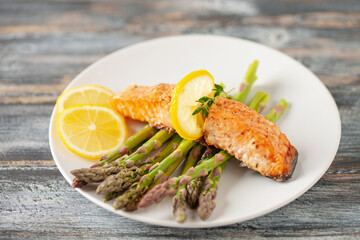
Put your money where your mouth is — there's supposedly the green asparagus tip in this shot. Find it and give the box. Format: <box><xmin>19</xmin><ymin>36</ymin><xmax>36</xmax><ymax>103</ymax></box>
<box><xmin>278</xmin><ymin>98</ymin><xmax>289</xmax><ymax>111</ymax></box>
<box><xmin>234</xmin><ymin>60</ymin><xmax>260</xmax><ymax>103</ymax></box>
<box><xmin>244</xmin><ymin>60</ymin><xmax>259</xmax><ymax>84</ymax></box>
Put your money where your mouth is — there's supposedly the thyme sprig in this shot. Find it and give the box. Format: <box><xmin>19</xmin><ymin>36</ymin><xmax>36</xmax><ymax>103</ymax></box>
<box><xmin>192</xmin><ymin>84</ymin><xmax>232</xmax><ymax>118</ymax></box>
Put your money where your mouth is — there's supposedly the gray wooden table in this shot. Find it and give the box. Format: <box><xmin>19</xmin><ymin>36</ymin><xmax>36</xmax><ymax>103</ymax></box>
<box><xmin>1</xmin><ymin>0</ymin><xmax>359</xmax><ymax>239</ymax></box>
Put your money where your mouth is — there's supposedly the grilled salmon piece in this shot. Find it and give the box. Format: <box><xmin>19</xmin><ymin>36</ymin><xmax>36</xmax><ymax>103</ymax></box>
<box><xmin>204</xmin><ymin>97</ymin><xmax>297</xmax><ymax>181</ymax></box>
<box><xmin>111</xmin><ymin>84</ymin><xmax>297</xmax><ymax>181</ymax></box>
<box><xmin>112</xmin><ymin>84</ymin><xmax>175</xmax><ymax>130</ymax></box>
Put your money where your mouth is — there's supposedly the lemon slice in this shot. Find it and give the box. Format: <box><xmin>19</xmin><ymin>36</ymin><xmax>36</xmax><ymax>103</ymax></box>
<box><xmin>57</xmin><ymin>105</ymin><xmax>127</xmax><ymax>159</ymax></box>
<box><xmin>170</xmin><ymin>70</ymin><xmax>215</xmax><ymax>140</ymax></box>
<box><xmin>56</xmin><ymin>85</ymin><xmax>114</xmax><ymax>113</ymax></box>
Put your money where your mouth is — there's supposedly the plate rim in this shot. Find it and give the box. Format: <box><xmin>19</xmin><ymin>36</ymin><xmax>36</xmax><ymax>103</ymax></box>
<box><xmin>49</xmin><ymin>34</ymin><xmax>342</xmax><ymax>228</ymax></box>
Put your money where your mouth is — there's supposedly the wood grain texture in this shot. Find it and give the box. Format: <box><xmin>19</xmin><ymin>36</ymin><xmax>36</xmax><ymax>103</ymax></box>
<box><xmin>0</xmin><ymin>0</ymin><xmax>359</xmax><ymax>239</ymax></box>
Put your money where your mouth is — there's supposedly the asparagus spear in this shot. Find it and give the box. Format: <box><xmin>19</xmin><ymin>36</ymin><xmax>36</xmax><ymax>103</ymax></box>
<box><xmin>258</xmin><ymin>94</ymin><xmax>270</xmax><ymax>113</ymax></box>
<box><xmin>186</xmin><ymin>149</ymin><xmax>217</xmax><ymax>209</ymax></box>
<box><xmin>113</xmin><ymin>139</ymin><xmax>196</xmax><ymax>211</ymax></box>
<box><xmin>96</xmin><ymin>134</ymin><xmax>182</xmax><ymax>196</ymax></box>
<box><xmin>197</xmin><ymin>161</ymin><xmax>227</xmax><ymax>220</ymax></box>
<box><xmin>266</xmin><ymin>99</ymin><xmax>288</xmax><ymax>122</ymax></box>
<box><xmin>248</xmin><ymin>91</ymin><xmax>270</xmax><ymax>113</ymax></box>
<box><xmin>233</xmin><ymin>60</ymin><xmax>259</xmax><ymax>103</ymax></box>
<box><xmin>196</xmin><ymin>93</ymin><xmax>271</xmax><ymax>220</ymax></box>
<box><xmin>172</xmin><ymin>144</ymin><xmax>204</xmax><ymax>223</ymax></box>
<box><xmin>92</xmin><ymin>124</ymin><xmax>157</xmax><ymax>168</ymax></box>
<box><xmin>71</xmin><ymin>130</ymin><xmax>174</xmax><ymax>185</ymax></box>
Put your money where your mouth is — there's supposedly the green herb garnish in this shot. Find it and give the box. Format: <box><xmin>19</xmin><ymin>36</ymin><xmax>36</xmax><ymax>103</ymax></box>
<box><xmin>192</xmin><ymin>84</ymin><xmax>232</xmax><ymax>118</ymax></box>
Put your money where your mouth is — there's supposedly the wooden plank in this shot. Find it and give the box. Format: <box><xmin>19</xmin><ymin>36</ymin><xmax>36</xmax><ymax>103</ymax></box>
<box><xmin>0</xmin><ymin>105</ymin><xmax>54</xmax><ymax>161</ymax></box>
<box><xmin>0</xmin><ymin>166</ymin><xmax>359</xmax><ymax>239</ymax></box>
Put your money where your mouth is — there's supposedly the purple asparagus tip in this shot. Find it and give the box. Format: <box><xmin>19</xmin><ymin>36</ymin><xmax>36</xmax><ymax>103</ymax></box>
<box><xmin>118</xmin><ymin>146</ymin><xmax>129</xmax><ymax>155</ymax></box>
<box><xmin>239</xmin><ymin>82</ymin><xmax>248</xmax><ymax>92</ymax></box>
<box><xmin>275</xmin><ymin>105</ymin><xmax>284</xmax><ymax>115</ymax></box>
<box><xmin>90</xmin><ymin>163</ymin><xmax>100</xmax><ymax>168</ymax></box>
<box><xmin>138</xmin><ymin>178</ymin><xmax>178</xmax><ymax>209</ymax></box>
<box><xmin>72</xmin><ymin>178</ymin><xmax>87</xmax><ymax>188</ymax></box>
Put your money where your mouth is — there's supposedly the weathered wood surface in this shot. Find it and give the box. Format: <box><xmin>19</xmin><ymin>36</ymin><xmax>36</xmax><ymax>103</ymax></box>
<box><xmin>0</xmin><ymin>0</ymin><xmax>359</xmax><ymax>239</ymax></box>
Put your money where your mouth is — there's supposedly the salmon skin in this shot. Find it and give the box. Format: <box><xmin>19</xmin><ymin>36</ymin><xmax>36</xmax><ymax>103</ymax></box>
<box><xmin>112</xmin><ymin>84</ymin><xmax>297</xmax><ymax>181</ymax></box>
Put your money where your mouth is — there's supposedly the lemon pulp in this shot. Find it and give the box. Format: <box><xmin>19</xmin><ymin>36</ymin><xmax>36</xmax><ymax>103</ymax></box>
<box><xmin>57</xmin><ymin>105</ymin><xmax>127</xmax><ymax>159</ymax></box>
<box><xmin>56</xmin><ymin>84</ymin><xmax>114</xmax><ymax>113</ymax></box>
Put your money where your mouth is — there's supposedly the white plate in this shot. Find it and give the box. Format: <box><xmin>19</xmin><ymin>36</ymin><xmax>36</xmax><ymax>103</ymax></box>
<box><xmin>49</xmin><ymin>35</ymin><xmax>341</xmax><ymax>228</ymax></box>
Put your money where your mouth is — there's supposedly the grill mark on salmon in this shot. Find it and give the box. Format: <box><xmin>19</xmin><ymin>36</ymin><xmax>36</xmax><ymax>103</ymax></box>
<box><xmin>112</xmin><ymin>84</ymin><xmax>297</xmax><ymax>181</ymax></box>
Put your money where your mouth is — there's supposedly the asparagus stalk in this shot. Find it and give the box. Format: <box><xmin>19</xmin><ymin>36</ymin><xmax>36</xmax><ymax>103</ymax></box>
<box><xmin>113</xmin><ymin>139</ymin><xmax>196</xmax><ymax>211</ymax></box>
<box><xmin>197</xmin><ymin>161</ymin><xmax>227</xmax><ymax>220</ymax></box>
<box><xmin>92</xmin><ymin>125</ymin><xmax>157</xmax><ymax>168</ymax></box>
<box><xmin>234</xmin><ymin>60</ymin><xmax>259</xmax><ymax>103</ymax></box>
<box><xmin>172</xmin><ymin>144</ymin><xmax>204</xmax><ymax>223</ymax></box>
<box><xmin>96</xmin><ymin>134</ymin><xmax>182</xmax><ymax>196</ymax></box>
<box><xmin>71</xmin><ymin>130</ymin><xmax>174</xmax><ymax>185</ymax></box>
<box><xmin>258</xmin><ymin>94</ymin><xmax>270</xmax><ymax>113</ymax></box>
<box><xmin>186</xmin><ymin>149</ymin><xmax>217</xmax><ymax>209</ymax></box>
<box><xmin>248</xmin><ymin>91</ymin><xmax>270</xmax><ymax>113</ymax></box>
<box><xmin>266</xmin><ymin>99</ymin><xmax>289</xmax><ymax>122</ymax></box>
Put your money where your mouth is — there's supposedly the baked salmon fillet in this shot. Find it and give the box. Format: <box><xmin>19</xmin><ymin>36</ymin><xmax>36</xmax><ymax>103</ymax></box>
<box><xmin>112</xmin><ymin>84</ymin><xmax>297</xmax><ymax>181</ymax></box>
